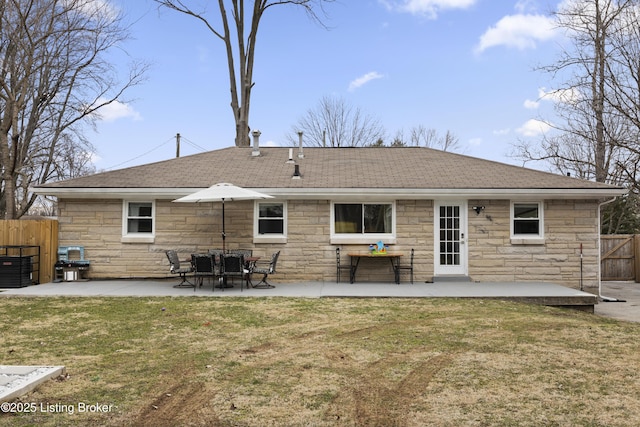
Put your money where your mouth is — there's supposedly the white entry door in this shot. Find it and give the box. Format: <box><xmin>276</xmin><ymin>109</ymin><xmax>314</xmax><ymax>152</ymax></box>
<box><xmin>434</xmin><ymin>201</ymin><xmax>468</xmax><ymax>276</ymax></box>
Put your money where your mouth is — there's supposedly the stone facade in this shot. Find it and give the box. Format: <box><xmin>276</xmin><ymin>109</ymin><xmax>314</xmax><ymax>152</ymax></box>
<box><xmin>57</xmin><ymin>197</ymin><xmax>601</xmax><ymax>291</ymax></box>
<box><xmin>467</xmin><ymin>199</ymin><xmax>600</xmax><ymax>293</ymax></box>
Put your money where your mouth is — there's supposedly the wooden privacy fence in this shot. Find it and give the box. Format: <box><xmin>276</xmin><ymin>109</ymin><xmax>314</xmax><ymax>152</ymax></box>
<box><xmin>601</xmin><ymin>234</ymin><xmax>640</xmax><ymax>282</ymax></box>
<box><xmin>0</xmin><ymin>219</ymin><xmax>58</xmax><ymax>284</ymax></box>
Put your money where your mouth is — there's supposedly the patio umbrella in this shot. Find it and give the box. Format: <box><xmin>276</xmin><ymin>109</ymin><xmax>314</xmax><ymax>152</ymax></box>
<box><xmin>173</xmin><ymin>183</ymin><xmax>273</xmax><ymax>251</ymax></box>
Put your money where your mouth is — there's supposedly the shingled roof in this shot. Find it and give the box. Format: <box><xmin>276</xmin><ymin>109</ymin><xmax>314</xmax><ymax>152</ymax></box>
<box><xmin>33</xmin><ymin>147</ymin><xmax>625</xmax><ymax>199</ymax></box>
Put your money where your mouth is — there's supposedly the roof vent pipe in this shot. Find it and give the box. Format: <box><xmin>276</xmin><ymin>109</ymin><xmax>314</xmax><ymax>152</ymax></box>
<box><xmin>292</xmin><ymin>164</ymin><xmax>301</xmax><ymax>179</ymax></box>
<box><xmin>251</xmin><ymin>130</ymin><xmax>261</xmax><ymax>157</ymax></box>
<box><xmin>297</xmin><ymin>131</ymin><xmax>304</xmax><ymax>159</ymax></box>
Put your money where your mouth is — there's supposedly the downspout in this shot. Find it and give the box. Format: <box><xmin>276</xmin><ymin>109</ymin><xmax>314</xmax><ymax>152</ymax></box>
<box><xmin>598</xmin><ymin>196</ymin><xmax>620</xmax><ymax>301</ymax></box>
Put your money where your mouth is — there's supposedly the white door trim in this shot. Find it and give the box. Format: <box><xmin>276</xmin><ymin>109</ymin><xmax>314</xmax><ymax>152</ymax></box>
<box><xmin>434</xmin><ymin>200</ymin><xmax>468</xmax><ymax>276</ymax></box>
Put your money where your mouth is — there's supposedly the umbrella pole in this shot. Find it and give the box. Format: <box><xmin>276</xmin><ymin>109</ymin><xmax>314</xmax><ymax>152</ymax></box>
<box><xmin>221</xmin><ymin>198</ymin><xmax>228</xmax><ymax>288</ymax></box>
<box><xmin>221</xmin><ymin>198</ymin><xmax>226</xmax><ymax>253</ymax></box>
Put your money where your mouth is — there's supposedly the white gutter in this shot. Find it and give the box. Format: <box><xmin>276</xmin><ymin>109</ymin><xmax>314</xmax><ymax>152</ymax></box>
<box><xmin>32</xmin><ymin>186</ymin><xmax>628</xmax><ymax>200</ymax></box>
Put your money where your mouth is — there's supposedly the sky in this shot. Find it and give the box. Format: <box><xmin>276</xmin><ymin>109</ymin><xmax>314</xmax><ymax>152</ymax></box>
<box><xmin>90</xmin><ymin>0</ymin><xmax>568</xmax><ymax>172</ymax></box>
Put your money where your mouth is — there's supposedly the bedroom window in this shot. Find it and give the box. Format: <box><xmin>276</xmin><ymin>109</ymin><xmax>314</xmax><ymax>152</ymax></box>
<box><xmin>122</xmin><ymin>201</ymin><xmax>155</xmax><ymax>242</ymax></box>
<box><xmin>258</xmin><ymin>202</ymin><xmax>285</xmax><ymax>234</ymax></box>
<box><xmin>254</xmin><ymin>201</ymin><xmax>287</xmax><ymax>243</ymax></box>
<box><xmin>511</xmin><ymin>202</ymin><xmax>543</xmax><ymax>239</ymax></box>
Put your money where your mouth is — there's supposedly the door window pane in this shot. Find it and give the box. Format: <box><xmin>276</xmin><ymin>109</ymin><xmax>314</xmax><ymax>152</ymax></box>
<box><xmin>439</xmin><ymin>204</ymin><xmax>461</xmax><ymax>266</ymax></box>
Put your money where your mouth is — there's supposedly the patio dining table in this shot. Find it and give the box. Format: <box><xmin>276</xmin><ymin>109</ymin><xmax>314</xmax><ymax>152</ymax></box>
<box><xmin>348</xmin><ymin>252</ymin><xmax>403</xmax><ymax>284</ymax></box>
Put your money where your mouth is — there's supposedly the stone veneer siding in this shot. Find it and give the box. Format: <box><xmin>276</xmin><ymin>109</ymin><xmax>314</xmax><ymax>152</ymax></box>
<box><xmin>467</xmin><ymin>199</ymin><xmax>600</xmax><ymax>293</ymax></box>
<box><xmin>56</xmin><ymin>197</ymin><xmax>600</xmax><ymax>291</ymax></box>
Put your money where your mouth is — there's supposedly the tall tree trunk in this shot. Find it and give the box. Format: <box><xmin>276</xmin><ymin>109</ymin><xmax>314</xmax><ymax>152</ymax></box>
<box><xmin>593</xmin><ymin>1</ymin><xmax>607</xmax><ymax>183</ymax></box>
<box><xmin>157</xmin><ymin>0</ymin><xmax>333</xmax><ymax>148</ymax></box>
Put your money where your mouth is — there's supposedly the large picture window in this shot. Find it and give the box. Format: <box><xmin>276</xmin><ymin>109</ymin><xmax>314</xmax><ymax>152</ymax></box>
<box><xmin>334</xmin><ymin>203</ymin><xmax>393</xmax><ymax>234</ymax></box>
<box><xmin>511</xmin><ymin>202</ymin><xmax>543</xmax><ymax>238</ymax></box>
<box><xmin>123</xmin><ymin>201</ymin><xmax>155</xmax><ymax>242</ymax></box>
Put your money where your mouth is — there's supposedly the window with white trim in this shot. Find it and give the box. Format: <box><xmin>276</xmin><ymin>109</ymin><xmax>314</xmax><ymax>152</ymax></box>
<box><xmin>333</xmin><ymin>202</ymin><xmax>394</xmax><ymax>234</ymax></box>
<box><xmin>123</xmin><ymin>201</ymin><xmax>155</xmax><ymax>240</ymax></box>
<box><xmin>254</xmin><ymin>201</ymin><xmax>287</xmax><ymax>243</ymax></box>
<box><xmin>257</xmin><ymin>202</ymin><xmax>285</xmax><ymax>235</ymax></box>
<box><xmin>511</xmin><ymin>202</ymin><xmax>543</xmax><ymax>238</ymax></box>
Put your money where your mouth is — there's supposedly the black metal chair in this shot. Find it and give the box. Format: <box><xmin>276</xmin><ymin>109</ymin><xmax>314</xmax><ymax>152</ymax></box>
<box><xmin>229</xmin><ymin>249</ymin><xmax>253</xmax><ymax>258</ymax></box>
<box><xmin>336</xmin><ymin>248</ymin><xmax>354</xmax><ymax>283</ymax></box>
<box><xmin>221</xmin><ymin>253</ymin><xmax>246</xmax><ymax>291</ymax></box>
<box><xmin>208</xmin><ymin>249</ymin><xmax>224</xmax><ymax>269</ymax></box>
<box><xmin>397</xmin><ymin>248</ymin><xmax>414</xmax><ymax>284</ymax></box>
<box><xmin>251</xmin><ymin>251</ymin><xmax>280</xmax><ymax>289</ymax></box>
<box><xmin>192</xmin><ymin>254</ymin><xmax>216</xmax><ymax>291</ymax></box>
<box><xmin>165</xmin><ymin>250</ymin><xmax>194</xmax><ymax>288</ymax></box>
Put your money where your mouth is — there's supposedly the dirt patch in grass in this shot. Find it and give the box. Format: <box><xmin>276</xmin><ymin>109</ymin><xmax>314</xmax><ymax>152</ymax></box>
<box><xmin>1</xmin><ymin>297</ymin><xmax>640</xmax><ymax>426</ymax></box>
<box><xmin>130</xmin><ymin>367</ymin><xmax>221</xmax><ymax>427</ymax></box>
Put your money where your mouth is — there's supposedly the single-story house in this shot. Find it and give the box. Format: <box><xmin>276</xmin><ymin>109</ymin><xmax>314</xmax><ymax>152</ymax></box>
<box><xmin>33</xmin><ymin>143</ymin><xmax>626</xmax><ymax>293</ymax></box>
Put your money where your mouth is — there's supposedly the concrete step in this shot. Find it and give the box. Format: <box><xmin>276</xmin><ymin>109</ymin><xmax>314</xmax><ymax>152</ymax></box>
<box><xmin>432</xmin><ymin>276</ymin><xmax>472</xmax><ymax>282</ymax></box>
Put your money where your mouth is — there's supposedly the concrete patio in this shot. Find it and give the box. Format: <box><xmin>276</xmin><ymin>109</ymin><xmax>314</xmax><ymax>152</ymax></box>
<box><xmin>0</xmin><ymin>278</ymin><xmax>597</xmax><ymax>311</ymax></box>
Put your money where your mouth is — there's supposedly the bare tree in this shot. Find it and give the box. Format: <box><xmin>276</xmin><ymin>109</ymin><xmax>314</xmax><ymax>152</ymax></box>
<box><xmin>288</xmin><ymin>95</ymin><xmax>386</xmax><ymax>147</ymax></box>
<box><xmin>155</xmin><ymin>0</ymin><xmax>334</xmax><ymax>147</ymax></box>
<box><xmin>514</xmin><ymin>0</ymin><xmax>638</xmax><ymax>184</ymax></box>
<box><xmin>391</xmin><ymin>126</ymin><xmax>461</xmax><ymax>151</ymax></box>
<box><xmin>0</xmin><ymin>0</ymin><xmax>146</xmax><ymax>219</ymax></box>
<box><xmin>512</xmin><ymin>0</ymin><xmax>640</xmax><ymax>233</ymax></box>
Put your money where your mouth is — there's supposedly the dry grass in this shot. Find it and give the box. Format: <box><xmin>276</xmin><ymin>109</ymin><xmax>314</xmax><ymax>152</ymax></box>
<box><xmin>1</xmin><ymin>296</ymin><xmax>639</xmax><ymax>426</ymax></box>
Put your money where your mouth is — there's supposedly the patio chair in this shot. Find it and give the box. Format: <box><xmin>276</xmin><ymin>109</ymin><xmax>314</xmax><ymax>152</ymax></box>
<box><xmin>251</xmin><ymin>251</ymin><xmax>280</xmax><ymax>289</ymax></box>
<box><xmin>336</xmin><ymin>248</ymin><xmax>354</xmax><ymax>283</ymax></box>
<box><xmin>165</xmin><ymin>250</ymin><xmax>194</xmax><ymax>288</ymax></box>
<box><xmin>192</xmin><ymin>254</ymin><xmax>216</xmax><ymax>291</ymax></box>
<box><xmin>396</xmin><ymin>248</ymin><xmax>414</xmax><ymax>284</ymax></box>
<box><xmin>229</xmin><ymin>249</ymin><xmax>253</xmax><ymax>258</ymax></box>
<box><xmin>221</xmin><ymin>253</ymin><xmax>248</xmax><ymax>291</ymax></box>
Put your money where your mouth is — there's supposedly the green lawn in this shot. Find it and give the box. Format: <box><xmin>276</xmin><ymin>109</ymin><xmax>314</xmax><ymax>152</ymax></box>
<box><xmin>1</xmin><ymin>297</ymin><xmax>639</xmax><ymax>426</ymax></box>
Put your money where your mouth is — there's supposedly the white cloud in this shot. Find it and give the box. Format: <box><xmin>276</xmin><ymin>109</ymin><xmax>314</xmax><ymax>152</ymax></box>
<box><xmin>95</xmin><ymin>99</ymin><xmax>142</xmax><ymax>122</ymax></box>
<box><xmin>380</xmin><ymin>0</ymin><xmax>477</xmax><ymax>19</ymax></box>
<box><xmin>475</xmin><ymin>14</ymin><xmax>557</xmax><ymax>53</ymax></box>
<box><xmin>68</xmin><ymin>0</ymin><xmax>119</xmax><ymax>22</ymax></box>
<box><xmin>538</xmin><ymin>87</ymin><xmax>582</xmax><ymax>105</ymax></box>
<box><xmin>493</xmin><ymin>128</ymin><xmax>510</xmax><ymax>136</ymax></box>
<box><xmin>516</xmin><ymin>119</ymin><xmax>550</xmax><ymax>137</ymax></box>
<box><xmin>524</xmin><ymin>99</ymin><xmax>539</xmax><ymax>109</ymax></box>
<box><xmin>514</xmin><ymin>0</ymin><xmax>538</xmax><ymax>14</ymax></box>
<box><xmin>468</xmin><ymin>137</ymin><xmax>482</xmax><ymax>146</ymax></box>
<box><xmin>348</xmin><ymin>71</ymin><xmax>384</xmax><ymax>92</ymax></box>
